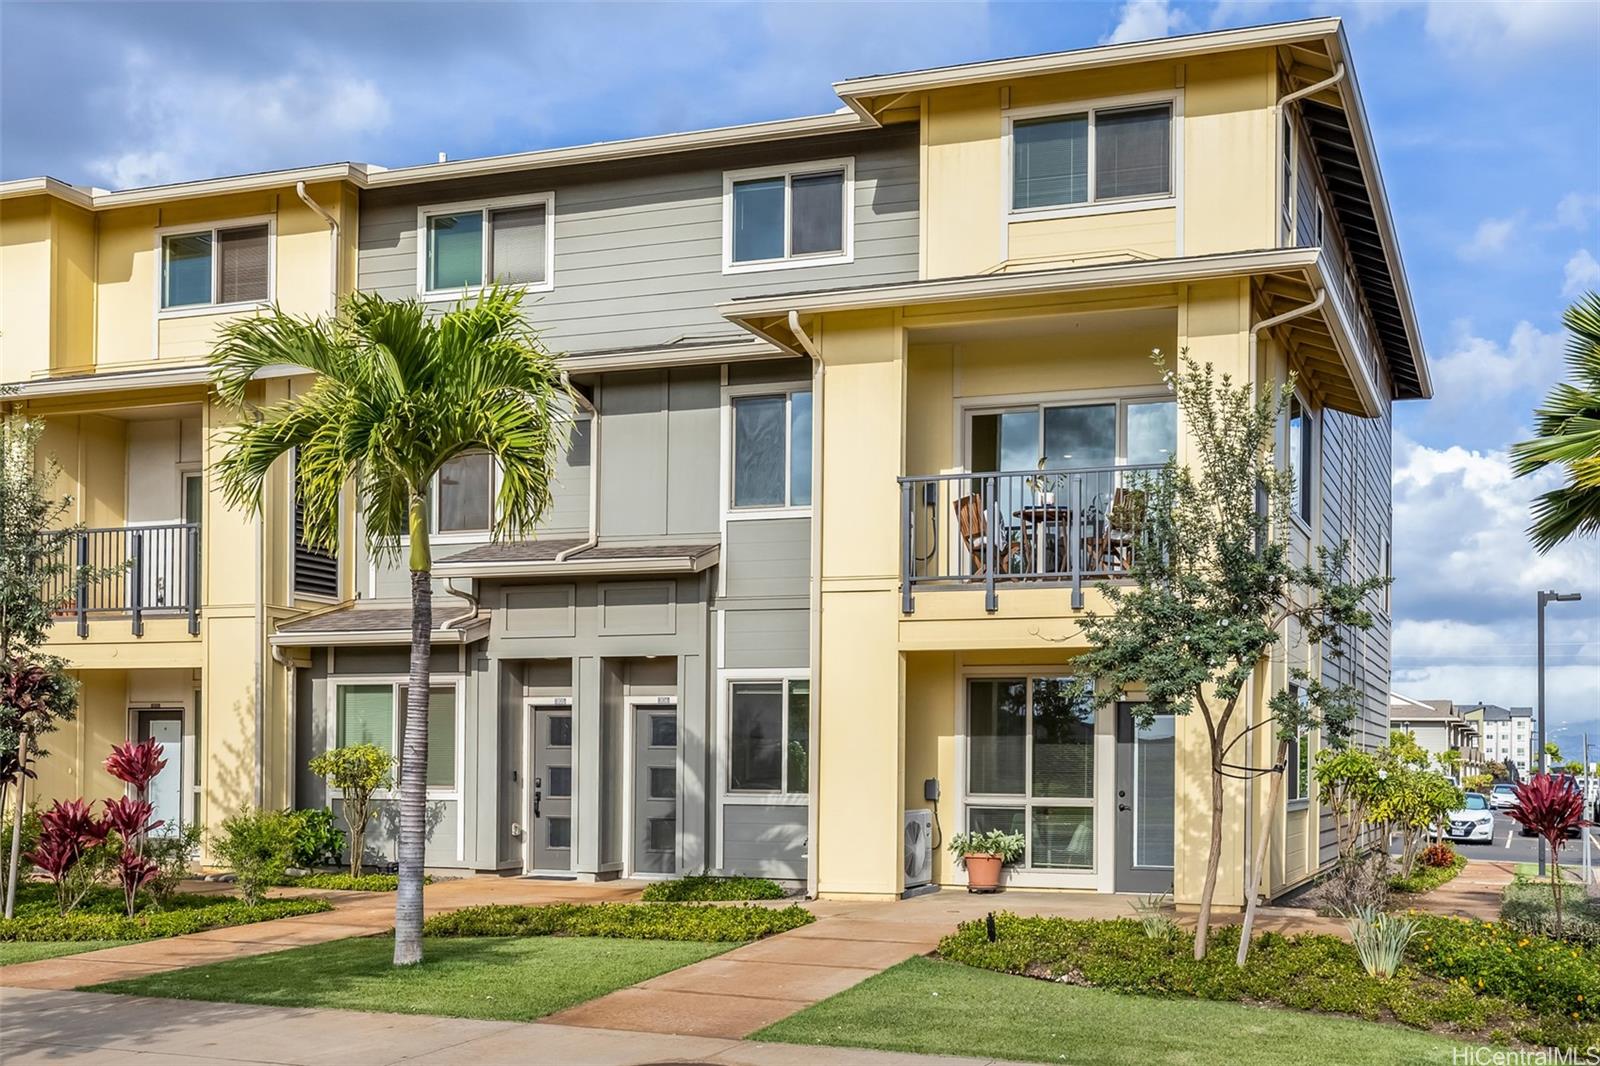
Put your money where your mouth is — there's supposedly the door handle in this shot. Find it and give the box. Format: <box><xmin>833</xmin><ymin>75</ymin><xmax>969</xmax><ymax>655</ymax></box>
<box><xmin>533</xmin><ymin>776</ymin><xmax>542</xmax><ymax>819</ymax></box>
<box><xmin>1118</xmin><ymin>803</ymin><xmax>1132</xmax><ymax>812</ymax></box>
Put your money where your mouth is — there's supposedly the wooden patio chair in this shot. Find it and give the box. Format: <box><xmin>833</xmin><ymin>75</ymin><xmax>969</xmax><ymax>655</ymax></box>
<box><xmin>954</xmin><ymin>493</ymin><xmax>1014</xmax><ymax>577</ymax></box>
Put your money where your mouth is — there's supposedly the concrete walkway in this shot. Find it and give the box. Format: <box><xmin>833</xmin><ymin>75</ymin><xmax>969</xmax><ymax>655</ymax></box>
<box><xmin>0</xmin><ymin>986</ymin><xmax>1020</xmax><ymax>1066</ymax></box>
<box><xmin>1399</xmin><ymin>858</ymin><xmax>1515</xmax><ymax>920</ymax></box>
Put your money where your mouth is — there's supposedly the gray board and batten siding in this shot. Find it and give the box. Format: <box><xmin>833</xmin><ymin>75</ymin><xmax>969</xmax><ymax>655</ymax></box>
<box><xmin>356</xmin><ymin>128</ymin><xmax>921</xmax><ymax>356</ymax></box>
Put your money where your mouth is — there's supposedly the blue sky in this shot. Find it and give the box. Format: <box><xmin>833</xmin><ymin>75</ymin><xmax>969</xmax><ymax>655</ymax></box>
<box><xmin>3</xmin><ymin>0</ymin><xmax>1597</xmax><ymax>751</ymax></box>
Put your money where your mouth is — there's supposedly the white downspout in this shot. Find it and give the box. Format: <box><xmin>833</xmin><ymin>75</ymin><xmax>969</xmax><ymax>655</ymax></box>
<box><xmin>1241</xmin><ymin>287</ymin><xmax>1324</xmax><ymax>905</ymax></box>
<box><xmin>1274</xmin><ymin>65</ymin><xmax>1346</xmax><ymax>244</ymax></box>
<box><xmin>554</xmin><ymin>374</ymin><xmax>599</xmax><ymax>563</ymax></box>
<box><xmin>295</xmin><ymin>181</ymin><xmax>340</xmax><ymax>314</ymax></box>
<box><xmin>789</xmin><ymin>310</ymin><xmax>824</xmax><ymax>900</ymax></box>
<box><xmin>270</xmin><ymin>642</ymin><xmax>296</xmax><ymax>809</ymax></box>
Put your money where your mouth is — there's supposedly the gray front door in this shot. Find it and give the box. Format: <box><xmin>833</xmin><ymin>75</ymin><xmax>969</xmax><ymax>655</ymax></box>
<box><xmin>633</xmin><ymin>703</ymin><xmax>678</xmax><ymax>875</ymax></box>
<box><xmin>530</xmin><ymin>706</ymin><xmax>574</xmax><ymax>872</ymax></box>
<box><xmin>137</xmin><ymin>710</ymin><xmax>184</xmax><ymax>837</ymax></box>
<box><xmin>1114</xmin><ymin>703</ymin><xmax>1175</xmax><ymax>893</ymax></box>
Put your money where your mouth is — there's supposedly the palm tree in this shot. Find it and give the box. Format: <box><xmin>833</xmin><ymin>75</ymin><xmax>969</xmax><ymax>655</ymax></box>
<box><xmin>210</xmin><ymin>288</ymin><xmax>570</xmax><ymax>965</ymax></box>
<box><xmin>1512</xmin><ymin>291</ymin><xmax>1600</xmax><ymax>552</ymax></box>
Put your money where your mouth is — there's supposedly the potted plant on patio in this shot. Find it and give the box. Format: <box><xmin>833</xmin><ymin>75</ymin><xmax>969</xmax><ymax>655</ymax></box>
<box><xmin>948</xmin><ymin>828</ymin><xmax>1025</xmax><ymax>893</ymax></box>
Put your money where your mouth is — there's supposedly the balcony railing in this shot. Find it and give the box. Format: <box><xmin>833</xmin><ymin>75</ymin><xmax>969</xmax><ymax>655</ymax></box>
<box><xmin>48</xmin><ymin>524</ymin><xmax>201</xmax><ymax>637</ymax></box>
<box><xmin>899</xmin><ymin>464</ymin><xmax>1163</xmax><ymax>614</ymax></box>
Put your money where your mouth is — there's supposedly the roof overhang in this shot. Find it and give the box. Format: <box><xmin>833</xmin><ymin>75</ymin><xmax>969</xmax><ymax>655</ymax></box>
<box><xmin>270</xmin><ymin>613</ymin><xmax>490</xmax><ymax>648</ymax></box>
<box><xmin>1</xmin><ymin>362</ymin><xmax>304</xmax><ymax>400</ymax></box>
<box><xmin>434</xmin><ymin>545</ymin><xmax>720</xmax><ymax>579</ymax></box>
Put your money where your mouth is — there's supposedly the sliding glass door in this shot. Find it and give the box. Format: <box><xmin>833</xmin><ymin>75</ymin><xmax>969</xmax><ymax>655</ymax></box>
<box><xmin>966</xmin><ymin>676</ymin><xmax>1097</xmax><ymax>873</ymax></box>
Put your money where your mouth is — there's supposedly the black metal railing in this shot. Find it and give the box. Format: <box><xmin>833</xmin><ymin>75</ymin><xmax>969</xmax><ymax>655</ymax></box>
<box><xmin>899</xmin><ymin>465</ymin><xmax>1163</xmax><ymax>614</ymax></box>
<box><xmin>47</xmin><ymin>524</ymin><xmax>201</xmax><ymax>637</ymax></box>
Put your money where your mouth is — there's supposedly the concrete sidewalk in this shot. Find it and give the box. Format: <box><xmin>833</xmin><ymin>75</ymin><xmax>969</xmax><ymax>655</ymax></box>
<box><xmin>1399</xmin><ymin>858</ymin><xmax>1516</xmax><ymax>919</ymax></box>
<box><xmin>0</xmin><ymin>987</ymin><xmax>1014</xmax><ymax>1066</ymax></box>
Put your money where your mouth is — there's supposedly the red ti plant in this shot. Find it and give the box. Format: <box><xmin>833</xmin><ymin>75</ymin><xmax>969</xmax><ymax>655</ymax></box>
<box><xmin>23</xmin><ymin>799</ymin><xmax>110</xmax><ymax>915</ymax></box>
<box><xmin>1508</xmin><ymin>773</ymin><xmax>1590</xmax><ymax>935</ymax></box>
<box><xmin>105</xmin><ymin>738</ymin><xmax>167</xmax><ymax>802</ymax></box>
<box><xmin>103</xmin><ymin>796</ymin><xmax>164</xmax><ymax>916</ymax></box>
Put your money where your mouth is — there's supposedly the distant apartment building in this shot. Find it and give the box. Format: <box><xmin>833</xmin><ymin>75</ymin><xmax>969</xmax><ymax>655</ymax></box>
<box><xmin>2</xmin><ymin>18</ymin><xmax>1429</xmax><ymax>905</ymax></box>
<box><xmin>1388</xmin><ymin>694</ymin><xmax>1481</xmax><ymax>780</ymax></box>
<box><xmin>1462</xmin><ymin>704</ymin><xmax>1536</xmax><ymax>776</ymax></box>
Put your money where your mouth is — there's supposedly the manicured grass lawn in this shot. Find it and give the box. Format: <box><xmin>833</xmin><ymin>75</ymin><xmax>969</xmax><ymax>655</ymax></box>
<box><xmin>0</xmin><ymin>940</ymin><xmax>127</xmax><ymax>966</ymax></box>
<box><xmin>755</xmin><ymin>957</ymin><xmax>1465</xmax><ymax>1066</ymax></box>
<box><xmin>90</xmin><ymin>935</ymin><xmax>729</xmax><ymax>1022</ymax></box>
<box><xmin>1514</xmin><ymin>862</ymin><xmax>1585</xmax><ymax>882</ymax></box>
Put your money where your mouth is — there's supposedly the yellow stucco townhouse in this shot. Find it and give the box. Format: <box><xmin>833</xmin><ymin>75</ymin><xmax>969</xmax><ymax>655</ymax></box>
<box><xmin>3</xmin><ymin>18</ymin><xmax>1428</xmax><ymax>904</ymax></box>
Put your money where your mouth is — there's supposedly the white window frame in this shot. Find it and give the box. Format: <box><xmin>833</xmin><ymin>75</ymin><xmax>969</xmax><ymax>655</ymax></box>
<box><xmin>1286</xmin><ymin>388</ymin><xmax>1317</xmax><ymax>532</ymax></box>
<box><xmin>718</xmin><ymin>670</ymin><xmax>810</xmax><ymax>805</ymax></box>
<box><xmin>958</xmin><ymin>385</ymin><xmax>1178</xmax><ymax>473</ymax></box>
<box><xmin>430</xmin><ymin>451</ymin><xmax>501</xmax><ymax>543</ymax></box>
<box><xmin>721</xmin><ymin>157</ymin><xmax>855</xmax><ymax>274</ymax></box>
<box><xmin>959</xmin><ymin>670</ymin><xmax>1103</xmax><ymax>883</ymax></box>
<box><xmin>721</xmin><ymin>382</ymin><xmax>814</xmax><ymax>518</ymax></box>
<box><xmin>415</xmin><ymin>192</ymin><xmax>556</xmax><ymax>301</ymax></box>
<box><xmin>154</xmin><ymin>215</ymin><xmax>276</xmax><ymax>319</ymax></box>
<box><xmin>1002</xmin><ymin>91</ymin><xmax>1182</xmax><ymax>222</ymax></box>
<box><xmin>327</xmin><ymin>675</ymin><xmax>464</xmax><ymax>801</ymax></box>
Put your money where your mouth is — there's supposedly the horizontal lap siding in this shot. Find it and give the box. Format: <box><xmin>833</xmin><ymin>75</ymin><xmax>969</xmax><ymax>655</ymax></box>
<box><xmin>357</xmin><ymin>131</ymin><xmax>920</xmax><ymax>356</ymax></box>
<box><xmin>722</xmin><ymin>804</ymin><xmax>807</xmax><ymax>880</ymax></box>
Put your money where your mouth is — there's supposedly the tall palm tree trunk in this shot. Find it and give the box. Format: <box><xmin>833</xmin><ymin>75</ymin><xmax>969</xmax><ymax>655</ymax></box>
<box><xmin>394</xmin><ymin>499</ymin><xmax>431</xmax><ymax>966</ymax></box>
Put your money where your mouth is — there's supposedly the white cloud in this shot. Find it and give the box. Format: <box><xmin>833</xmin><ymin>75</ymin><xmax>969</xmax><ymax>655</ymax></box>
<box><xmin>1423</xmin><ymin>320</ymin><xmax>1565</xmax><ymax>436</ymax></box>
<box><xmin>1563</xmin><ymin>249</ymin><xmax>1600</xmax><ymax>298</ymax></box>
<box><xmin>1422</xmin><ymin>0</ymin><xmax>1599</xmax><ymax>60</ymax></box>
<box><xmin>1556</xmin><ymin>193</ymin><xmax>1600</xmax><ymax>232</ymax></box>
<box><xmin>1102</xmin><ymin>0</ymin><xmax>1187</xmax><ymax>45</ymax></box>
<box><xmin>1458</xmin><ymin>215</ymin><xmax>1520</xmax><ymax>261</ymax></box>
<box><xmin>87</xmin><ymin>48</ymin><xmax>392</xmax><ymax>189</ymax></box>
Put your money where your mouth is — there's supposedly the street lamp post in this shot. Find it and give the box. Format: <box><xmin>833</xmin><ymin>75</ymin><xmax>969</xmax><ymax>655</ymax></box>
<box><xmin>1537</xmin><ymin>589</ymin><xmax>1583</xmax><ymax>879</ymax></box>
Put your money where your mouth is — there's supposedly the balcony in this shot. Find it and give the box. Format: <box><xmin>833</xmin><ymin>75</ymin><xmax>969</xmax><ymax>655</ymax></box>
<box><xmin>899</xmin><ymin>464</ymin><xmax>1161</xmax><ymax>614</ymax></box>
<box><xmin>48</xmin><ymin>524</ymin><xmax>201</xmax><ymax>637</ymax></box>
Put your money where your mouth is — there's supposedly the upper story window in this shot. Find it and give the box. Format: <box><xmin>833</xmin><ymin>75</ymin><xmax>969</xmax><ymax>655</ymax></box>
<box><xmin>967</xmin><ymin>395</ymin><xmax>1176</xmax><ymax>473</ymax></box>
<box><xmin>1287</xmin><ymin>392</ymin><xmax>1315</xmax><ymax>524</ymax></box>
<box><xmin>723</xmin><ymin>159</ymin><xmax>853</xmax><ymax>273</ymax></box>
<box><xmin>433</xmin><ymin>451</ymin><xmax>496</xmax><ymax>535</ymax></box>
<box><xmin>728</xmin><ymin>388</ymin><xmax>812</xmax><ymax>510</ymax></box>
<box><xmin>1009</xmin><ymin>98</ymin><xmax>1175</xmax><ymax>215</ymax></box>
<box><xmin>160</xmin><ymin>220</ymin><xmax>272</xmax><ymax>311</ymax></box>
<box><xmin>418</xmin><ymin>193</ymin><xmax>554</xmax><ymax>299</ymax></box>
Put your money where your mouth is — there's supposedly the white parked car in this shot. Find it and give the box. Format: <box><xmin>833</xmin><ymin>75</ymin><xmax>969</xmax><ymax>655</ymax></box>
<box><xmin>1439</xmin><ymin>792</ymin><xmax>1496</xmax><ymax>844</ymax></box>
<box><xmin>1488</xmin><ymin>783</ymin><xmax>1518</xmax><ymax>810</ymax></box>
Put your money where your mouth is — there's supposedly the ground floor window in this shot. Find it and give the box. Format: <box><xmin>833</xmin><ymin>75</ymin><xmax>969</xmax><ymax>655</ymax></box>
<box><xmin>727</xmin><ymin>677</ymin><xmax>809</xmax><ymax>794</ymax></box>
<box><xmin>333</xmin><ymin>679</ymin><xmax>460</xmax><ymax>791</ymax></box>
<box><xmin>965</xmin><ymin>675</ymin><xmax>1095</xmax><ymax>871</ymax></box>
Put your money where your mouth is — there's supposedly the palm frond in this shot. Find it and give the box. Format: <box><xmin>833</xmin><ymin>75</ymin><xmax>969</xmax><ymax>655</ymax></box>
<box><xmin>210</xmin><ymin>310</ymin><xmax>350</xmax><ymax>408</ymax></box>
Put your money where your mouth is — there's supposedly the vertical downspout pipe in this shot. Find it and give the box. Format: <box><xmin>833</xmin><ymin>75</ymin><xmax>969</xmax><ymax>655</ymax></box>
<box><xmin>789</xmin><ymin>310</ymin><xmax>824</xmax><ymax>900</ymax></box>
<box><xmin>294</xmin><ymin>181</ymin><xmax>340</xmax><ymax>314</ymax></box>
<box><xmin>271</xmin><ymin>642</ymin><xmax>296</xmax><ymax>809</ymax></box>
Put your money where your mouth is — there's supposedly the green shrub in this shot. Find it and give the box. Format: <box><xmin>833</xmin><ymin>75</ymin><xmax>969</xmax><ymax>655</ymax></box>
<box><xmin>1409</xmin><ymin>914</ymin><xmax>1598</xmax><ymax>1023</ymax></box>
<box><xmin>1501</xmin><ymin>880</ymin><xmax>1600</xmax><ymax>948</ymax></box>
<box><xmin>1390</xmin><ymin>853</ymin><xmax>1467</xmax><ymax>894</ymax></box>
<box><xmin>144</xmin><ymin>823</ymin><xmax>205</xmax><ymax>906</ymax></box>
<box><xmin>0</xmin><ymin>804</ymin><xmax>42</xmax><ymax>900</ymax></box>
<box><xmin>279</xmin><ymin>872</ymin><xmax>436</xmax><ymax>892</ymax></box>
<box><xmin>285</xmin><ymin>808</ymin><xmax>344</xmax><ymax>870</ymax></box>
<box><xmin>640</xmin><ymin>876</ymin><xmax>786</xmax><ymax>902</ymax></box>
<box><xmin>425</xmin><ymin>902</ymin><xmax>813</xmax><ymax>942</ymax></box>
<box><xmin>0</xmin><ymin>897</ymin><xmax>331</xmax><ymax>942</ymax></box>
<box><xmin>306</xmin><ymin>745</ymin><xmax>392</xmax><ymax>876</ymax></box>
<box><xmin>213</xmin><ymin>807</ymin><xmax>298</xmax><ymax>905</ymax></box>
<box><xmin>936</xmin><ymin>913</ymin><xmax>1598</xmax><ymax>1049</ymax></box>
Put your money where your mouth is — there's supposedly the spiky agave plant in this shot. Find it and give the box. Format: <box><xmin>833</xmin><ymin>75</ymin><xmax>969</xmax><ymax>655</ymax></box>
<box><xmin>1344</xmin><ymin>905</ymin><xmax>1418</xmax><ymax>980</ymax></box>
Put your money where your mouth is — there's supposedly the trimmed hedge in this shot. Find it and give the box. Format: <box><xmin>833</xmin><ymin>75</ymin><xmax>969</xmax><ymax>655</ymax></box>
<box><xmin>1390</xmin><ymin>853</ymin><xmax>1468</xmax><ymax>894</ymax></box>
<box><xmin>937</xmin><ymin>912</ymin><xmax>1597</xmax><ymax>1050</ymax></box>
<box><xmin>279</xmin><ymin>873</ymin><xmax>433</xmax><ymax>892</ymax></box>
<box><xmin>1500</xmin><ymin>880</ymin><xmax>1600</xmax><ymax>948</ymax></box>
<box><xmin>640</xmin><ymin>876</ymin><xmax>786</xmax><ymax>903</ymax></box>
<box><xmin>0</xmin><ymin>898</ymin><xmax>332</xmax><ymax>943</ymax></box>
<box><xmin>424</xmin><ymin>902</ymin><xmax>813</xmax><ymax>942</ymax></box>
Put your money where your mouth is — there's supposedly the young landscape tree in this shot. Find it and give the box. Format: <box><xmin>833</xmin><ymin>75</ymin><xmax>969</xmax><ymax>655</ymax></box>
<box><xmin>307</xmin><ymin>744</ymin><xmax>394</xmax><ymax>877</ymax></box>
<box><xmin>1</xmin><ymin>414</ymin><xmax>118</xmax><ymax>918</ymax></box>
<box><xmin>1512</xmin><ymin>290</ymin><xmax>1600</xmax><ymax>552</ymax></box>
<box><xmin>1070</xmin><ymin>354</ymin><xmax>1386</xmax><ymax>962</ymax></box>
<box><xmin>210</xmin><ymin>287</ymin><xmax>570</xmax><ymax>965</ymax></box>
<box><xmin>1507</xmin><ymin>773</ymin><xmax>1589</xmax><ymax>935</ymax></box>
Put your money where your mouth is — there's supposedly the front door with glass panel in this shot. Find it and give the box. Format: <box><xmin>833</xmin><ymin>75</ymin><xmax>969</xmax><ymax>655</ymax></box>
<box><xmin>137</xmin><ymin>710</ymin><xmax>184</xmax><ymax>837</ymax></box>
<box><xmin>965</xmin><ymin>677</ymin><xmax>1096</xmax><ymax>877</ymax></box>
<box><xmin>530</xmin><ymin>706</ymin><xmax>574</xmax><ymax>872</ymax></box>
<box><xmin>632</xmin><ymin>703</ymin><xmax>678</xmax><ymax>875</ymax></box>
<box><xmin>1114</xmin><ymin>704</ymin><xmax>1175</xmax><ymax>893</ymax></box>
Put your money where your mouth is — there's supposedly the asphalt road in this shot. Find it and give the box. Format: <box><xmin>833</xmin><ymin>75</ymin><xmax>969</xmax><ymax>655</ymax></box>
<box><xmin>1389</xmin><ymin>811</ymin><xmax>1600</xmax><ymax>867</ymax></box>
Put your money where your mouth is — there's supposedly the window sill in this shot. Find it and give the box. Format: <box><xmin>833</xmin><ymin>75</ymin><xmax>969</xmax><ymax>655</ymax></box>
<box><xmin>1007</xmin><ymin>195</ymin><xmax>1175</xmax><ymax>224</ymax></box>
<box><xmin>419</xmin><ymin>281</ymin><xmax>553</xmax><ymax>303</ymax></box>
<box><xmin>1286</xmin><ymin>798</ymin><xmax>1310</xmax><ymax>812</ymax></box>
<box><xmin>158</xmin><ymin>300</ymin><xmax>270</xmax><ymax>321</ymax></box>
<box><xmin>722</xmin><ymin>251</ymin><xmax>853</xmax><ymax>276</ymax></box>
<box><xmin>726</xmin><ymin>507</ymin><xmax>812</xmax><ymax>521</ymax></box>
<box><xmin>722</xmin><ymin>792</ymin><xmax>808</xmax><ymax>806</ymax></box>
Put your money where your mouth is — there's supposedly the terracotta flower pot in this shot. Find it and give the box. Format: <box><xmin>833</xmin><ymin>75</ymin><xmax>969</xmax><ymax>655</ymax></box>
<box><xmin>964</xmin><ymin>852</ymin><xmax>1004</xmax><ymax>893</ymax></box>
